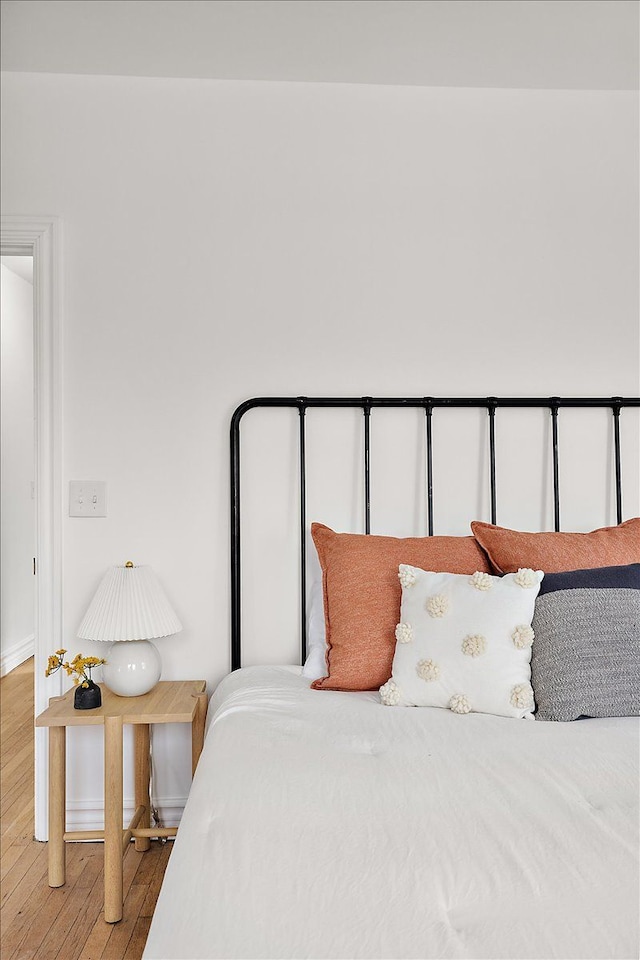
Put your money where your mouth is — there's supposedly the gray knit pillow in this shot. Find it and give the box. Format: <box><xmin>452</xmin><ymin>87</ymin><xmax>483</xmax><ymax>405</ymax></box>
<box><xmin>531</xmin><ymin>564</ymin><xmax>640</xmax><ymax>722</ymax></box>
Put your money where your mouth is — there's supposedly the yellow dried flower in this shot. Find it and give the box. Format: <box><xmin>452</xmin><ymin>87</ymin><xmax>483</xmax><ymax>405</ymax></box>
<box><xmin>45</xmin><ymin>648</ymin><xmax>106</xmax><ymax>685</ymax></box>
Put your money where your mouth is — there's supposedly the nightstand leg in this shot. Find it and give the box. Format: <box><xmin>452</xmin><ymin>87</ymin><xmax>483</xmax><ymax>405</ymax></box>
<box><xmin>48</xmin><ymin>726</ymin><xmax>66</xmax><ymax>887</ymax></box>
<box><xmin>134</xmin><ymin>724</ymin><xmax>151</xmax><ymax>852</ymax></box>
<box><xmin>191</xmin><ymin>692</ymin><xmax>207</xmax><ymax>776</ymax></box>
<box><xmin>104</xmin><ymin>715</ymin><xmax>123</xmax><ymax>923</ymax></box>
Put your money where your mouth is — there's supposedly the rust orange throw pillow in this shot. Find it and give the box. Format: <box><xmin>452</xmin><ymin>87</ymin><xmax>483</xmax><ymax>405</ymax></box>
<box><xmin>311</xmin><ymin>522</ymin><xmax>491</xmax><ymax>691</ymax></box>
<box><xmin>471</xmin><ymin>518</ymin><xmax>640</xmax><ymax>575</ymax></box>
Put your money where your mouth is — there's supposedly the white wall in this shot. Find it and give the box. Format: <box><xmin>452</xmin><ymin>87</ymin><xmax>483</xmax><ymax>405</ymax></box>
<box><xmin>1</xmin><ymin>72</ymin><xmax>637</xmax><ymax>828</ymax></box>
<box><xmin>1</xmin><ymin>261</ymin><xmax>35</xmax><ymax>675</ymax></box>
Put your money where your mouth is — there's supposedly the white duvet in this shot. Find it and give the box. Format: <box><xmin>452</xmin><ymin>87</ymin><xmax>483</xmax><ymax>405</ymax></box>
<box><xmin>144</xmin><ymin>666</ymin><xmax>639</xmax><ymax>960</ymax></box>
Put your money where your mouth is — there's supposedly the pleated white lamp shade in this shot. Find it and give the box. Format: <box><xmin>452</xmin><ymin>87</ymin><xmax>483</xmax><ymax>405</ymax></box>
<box><xmin>78</xmin><ymin>564</ymin><xmax>182</xmax><ymax>642</ymax></box>
<box><xmin>78</xmin><ymin>563</ymin><xmax>182</xmax><ymax>697</ymax></box>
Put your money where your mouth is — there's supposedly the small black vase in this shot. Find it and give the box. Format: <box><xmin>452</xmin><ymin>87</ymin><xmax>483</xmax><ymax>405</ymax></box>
<box><xmin>74</xmin><ymin>680</ymin><xmax>102</xmax><ymax>710</ymax></box>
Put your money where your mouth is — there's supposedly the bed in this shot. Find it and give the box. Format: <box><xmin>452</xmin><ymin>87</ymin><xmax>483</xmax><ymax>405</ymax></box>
<box><xmin>144</xmin><ymin>396</ymin><xmax>640</xmax><ymax>960</ymax></box>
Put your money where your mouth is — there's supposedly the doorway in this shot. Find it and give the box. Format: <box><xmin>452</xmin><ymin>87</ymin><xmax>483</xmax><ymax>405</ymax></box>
<box><xmin>1</xmin><ymin>216</ymin><xmax>62</xmax><ymax>840</ymax></box>
<box><xmin>1</xmin><ymin>255</ymin><xmax>35</xmax><ymax>678</ymax></box>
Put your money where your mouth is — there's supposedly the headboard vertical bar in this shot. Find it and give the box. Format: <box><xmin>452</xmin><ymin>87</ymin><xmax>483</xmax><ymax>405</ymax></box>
<box><xmin>230</xmin><ymin>407</ymin><xmax>243</xmax><ymax>671</ymax></box>
<box><xmin>488</xmin><ymin>400</ymin><xmax>497</xmax><ymax>525</ymax></box>
<box><xmin>612</xmin><ymin>400</ymin><xmax>623</xmax><ymax>524</ymax></box>
<box><xmin>551</xmin><ymin>400</ymin><xmax>561</xmax><ymax>532</ymax></box>
<box><xmin>298</xmin><ymin>402</ymin><xmax>308</xmax><ymax>663</ymax></box>
<box><xmin>363</xmin><ymin>399</ymin><xmax>372</xmax><ymax>534</ymax></box>
<box><xmin>425</xmin><ymin>401</ymin><xmax>434</xmax><ymax>535</ymax></box>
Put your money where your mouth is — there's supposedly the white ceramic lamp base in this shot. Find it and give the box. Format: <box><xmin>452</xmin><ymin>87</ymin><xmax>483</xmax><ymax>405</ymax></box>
<box><xmin>102</xmin><ymin>639</ymin><xmax>162</xmax><ymax>697</ymax></box>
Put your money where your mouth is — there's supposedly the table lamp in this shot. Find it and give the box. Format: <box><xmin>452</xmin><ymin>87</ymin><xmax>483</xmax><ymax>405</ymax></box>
<box><xmin>77</xmin><ymin>561</ymin><xmax>182</xmax><ymax>697</ymax></box>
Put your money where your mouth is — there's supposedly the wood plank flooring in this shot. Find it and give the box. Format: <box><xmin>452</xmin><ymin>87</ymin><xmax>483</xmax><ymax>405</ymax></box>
<box><xmin>1</xmin><ymin>660</ymin><xmax>172</xmax><ymax>960</ymax></box>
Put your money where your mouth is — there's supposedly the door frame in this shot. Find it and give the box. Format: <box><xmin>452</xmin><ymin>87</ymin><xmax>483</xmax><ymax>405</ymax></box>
<box><xmin>1</xmin><ymin>215</ymin><xmax>63</xmax><ymax>840</ymax></box>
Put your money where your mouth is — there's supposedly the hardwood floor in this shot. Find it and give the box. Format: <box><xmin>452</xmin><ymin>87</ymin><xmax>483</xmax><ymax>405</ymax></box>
<box><xmin>1</xmin><ymin>660</ymin><xmax>171</xmax><ymax>960</ymax></box>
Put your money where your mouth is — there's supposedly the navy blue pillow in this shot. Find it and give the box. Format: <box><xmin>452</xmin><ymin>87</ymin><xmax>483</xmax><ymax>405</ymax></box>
<box><xmin>531</xmin><ymin>564</ymin><xmax>640</xmax><ymax>721</ymax></box>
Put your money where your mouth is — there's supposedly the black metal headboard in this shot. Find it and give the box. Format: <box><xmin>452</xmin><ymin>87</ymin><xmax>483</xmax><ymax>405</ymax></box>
<box><xmin>230</xmin><ymin>396</ymin><xmax>640</xmax><ymax>670</ymax></box>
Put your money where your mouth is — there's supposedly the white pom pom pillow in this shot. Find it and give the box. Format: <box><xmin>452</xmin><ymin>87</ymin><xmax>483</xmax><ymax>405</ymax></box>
<box><xmin>380</xmin><ymin>565</ymin><xmax>543</xmax><ymax>719</ymax></box>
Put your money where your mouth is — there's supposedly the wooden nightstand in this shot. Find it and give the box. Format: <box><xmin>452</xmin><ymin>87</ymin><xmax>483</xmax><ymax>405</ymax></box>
<box><xmin>36</xmin><ymin>679</ymin><xmax>207</xmax><ymax>923</ymax></box>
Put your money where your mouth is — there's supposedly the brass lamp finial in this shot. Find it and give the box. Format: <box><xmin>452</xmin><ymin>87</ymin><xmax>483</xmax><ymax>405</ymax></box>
<box><xmin>125</xmin><ymin>561</ymin><xmax>134</xmax><ymax>568</ymax></box>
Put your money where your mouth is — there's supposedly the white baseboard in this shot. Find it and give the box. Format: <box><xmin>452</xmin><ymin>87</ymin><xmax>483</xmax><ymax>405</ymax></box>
<box><xmin>0</xmin><ymin>634</ymin><xmax>35</xmax><ymax>677</ymax></box>
<box><xmin>64</xmin><ymin>796</ymin><xmax>188</xmax><ymax>834</ymax></box>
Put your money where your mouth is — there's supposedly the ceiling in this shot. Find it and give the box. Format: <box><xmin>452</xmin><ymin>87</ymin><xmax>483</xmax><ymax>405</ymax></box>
<box><xmin>1</xmin><ymin>256</ymin><xmax>34</xmax><ymax>284</ymax></box>
<box><xmin>1</xmin><ymin>0</ymin><xmax>638</xmax><ymax>91</ymax></box>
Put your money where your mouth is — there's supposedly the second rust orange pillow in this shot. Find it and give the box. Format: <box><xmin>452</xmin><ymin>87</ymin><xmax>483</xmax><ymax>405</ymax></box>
<box><xmin>310</xmin><ymin>522</ymin><xmax>491</xmax><ymax>691</ymax></box>
<box><xmin>471</xmin><ymin>518</ymin><xmax>640</xmax><ymax>574</ymax></box>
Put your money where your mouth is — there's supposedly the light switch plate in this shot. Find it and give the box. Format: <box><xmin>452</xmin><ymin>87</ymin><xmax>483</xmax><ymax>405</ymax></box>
<box><xmin>69</xmin><ymin>481</ymin><xmax>107</xmax><ymax>517</ymax></box>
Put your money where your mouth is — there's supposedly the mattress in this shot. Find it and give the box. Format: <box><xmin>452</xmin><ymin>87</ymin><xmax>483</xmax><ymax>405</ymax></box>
<box><xmin>144</xmin><ymin>665</ymin><xmax>639</xmax><ymax>960</ymax></box>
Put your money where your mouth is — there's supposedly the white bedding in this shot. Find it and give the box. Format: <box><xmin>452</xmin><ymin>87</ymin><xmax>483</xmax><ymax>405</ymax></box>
<box><xmin>144</xmin><ymin>665</ymin><xmax>639</xmax><ymax>960</ymax></box>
